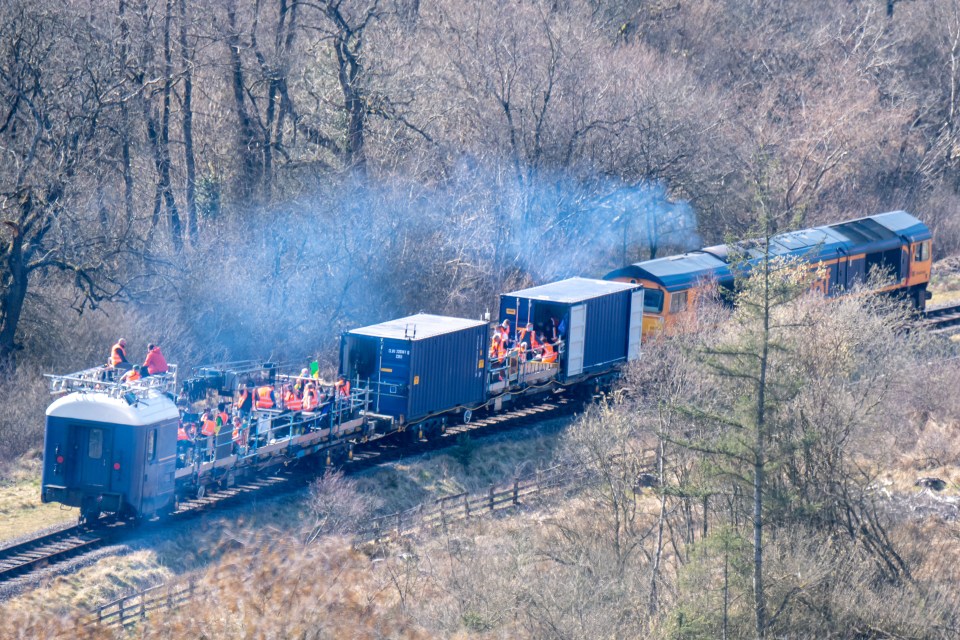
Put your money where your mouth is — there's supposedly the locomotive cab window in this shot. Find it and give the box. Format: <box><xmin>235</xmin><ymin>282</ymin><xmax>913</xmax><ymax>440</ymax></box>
<box><xmin>914</xmin><ymin>241</ymin><xmax>930</xmax><ymax>262</ymax></box>
<box><xmin>669</xmin><ymin>291</ymin><xmax>688</xmax><ymax>314</ymax></box>
<box><xmin>643</xmin><ymin>288</ymin><xmax>664</xmax><ymax>313</ymax></box>
<box><xmin>88</xmin><ymin>428</ymin><xmax>103</xmax><ymax>459</ymax></box>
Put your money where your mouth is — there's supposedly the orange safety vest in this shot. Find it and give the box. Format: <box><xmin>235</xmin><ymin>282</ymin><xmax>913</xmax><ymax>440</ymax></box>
<box><xmin>519</xmin><ymin>329</ymin><xmax>539</xmax><ymax>350</ymax></box>
<box><xmin>255</xmin><ymin>386</ymin><xmax>274</xmax><ymax>409</ymax></box>
<box><xmin>490</xmin><ymin>340</ymin><xmax>505</xmax><ymax>361</ymax></box>
<box><xmin>201</xmin><ymin>417</ymin><xmax>217</xmax><ymax>437</ymax></box>
<box><xmin>121</xmin><ymin>368</ymin><xmax>141</xmax><ymax>384</ymax></box>
<box><xmin>285</xmin><ymin>391</ymin><xmax>302</xmax><ymax>411</ymax></box>
<box><xmin>336</xmin><ymin>380</ymin><xmax>351</xmax><ymax>398</ymax></box>
<box><xmin>303</xmin><ymin>388</ymin><xmax>318</xmax><ymax>411</ymax></box>
<box><xmin>110</xmin><ymin>343</ymin><xmax>127</xmax><ymax>366</ymax></box>
<box><xmin>177</xmin><ymin>425</ymin><xmax>190</xmax><ymax>441</ymax></box>
<box><xmin>232</xmin><ymin>422</ymin><xmax>246</xmax><ymax>445</ymax></box>
<box><xmin>541</xmin><ymin>342</ymin><xmax>557</xmax><ymax>363</ymax></box>
<box><xmin>216</xmin><ymin>411</ymin><xmax>229</xmax><ymax>434</ymax></box>
<box><xmin>236</xmin><ymin>389</ymin><xmax>251</xmax><ymax>411</ymax></box>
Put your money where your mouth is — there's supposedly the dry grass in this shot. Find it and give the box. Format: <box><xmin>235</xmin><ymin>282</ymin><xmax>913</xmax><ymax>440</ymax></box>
<box><xmin>0</xmin><ymin>424</ymin><xmax>566</xmax><ymax>634</ymax></box>
<box><xmin>0</xmin><ymin>456</ymin><xmax>76</xmax><ymax>543</ymax></box>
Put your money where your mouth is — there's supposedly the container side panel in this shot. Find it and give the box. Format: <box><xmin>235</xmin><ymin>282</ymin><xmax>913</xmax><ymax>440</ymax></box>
<box><xmin>566</xmin><ymin>304</ymin><xmax>587</xmax><ymax>377</ymax></box>
<box><xmin>409</xmin><ymin>324</ymin><xmax>488</xmax><ymax>421</ymax></box>
<box><xmin>627</xmin><ymin>289</ymin><xmax>644</xmax><ymax>360</ymax></box>
<box><xmin>582</xmin><ymin>289</ymin><xmax>631</xmax><ymax>372</ymax></box>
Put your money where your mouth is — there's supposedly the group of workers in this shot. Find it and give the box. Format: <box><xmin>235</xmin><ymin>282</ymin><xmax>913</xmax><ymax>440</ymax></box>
<box><xmin>108</xmin><ymin>338</ymin><xmax>169</xmax><ymax>383</ymax></box>
<box><xmin>175</xmin><ymin>369</ymin><xmax>355</xmax><ymax>465</ymax></box>
<box><xmin>489</xmin><ymin>319</ymin><xmax>559</xmax><ymax>367</ymax></box>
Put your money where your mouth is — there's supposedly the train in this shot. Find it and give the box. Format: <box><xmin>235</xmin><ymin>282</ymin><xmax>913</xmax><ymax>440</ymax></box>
<box><xmin>39</xmin><ymin>210</ymin><xmax>932</xmax><ymax>522</ymax></box>
<box><xmin>41</xmin><ymin>278</ymin><xmax>643</xmax><ymax>522</ymax></box>
<box><xmin>605</xmin><ymin>210</ymin><xmax>933</xmax><ymax>340</ymax></box>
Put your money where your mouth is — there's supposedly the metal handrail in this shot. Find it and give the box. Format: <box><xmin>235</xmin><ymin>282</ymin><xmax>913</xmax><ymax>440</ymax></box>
<box><xmin>46</xmin><ymin>365</ymin><xmax>179</xmax><ymax>399</ymax></box>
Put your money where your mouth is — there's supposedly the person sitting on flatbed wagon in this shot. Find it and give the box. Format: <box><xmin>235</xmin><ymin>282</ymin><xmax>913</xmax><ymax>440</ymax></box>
<box><xmin>541</xmin><ymin>341</ymin><xmax>557</xmax><ymax>364</ymax></box>
<box><xmin>143</xmin><ymin>343</ymin><xmax>168</xmax><ymax>376</ymax></box>
<box><xmin>254</xmin><ymin>384</ymin><xmax>276</xmax><ymax>410</ymax></box>
<box><xmin>302</xmin><ymin>382</ymin><xmax>318</xmax><ymax>412</ymax></box>
<box><xmin>284</xmin><ymin>385</ymin><xmax>303</xmax><ymax>412</ymax></box>
<box><xmin>333</xmin><ymin>375</ymin><xmax>350</xmax><ymax>400</ymax></box>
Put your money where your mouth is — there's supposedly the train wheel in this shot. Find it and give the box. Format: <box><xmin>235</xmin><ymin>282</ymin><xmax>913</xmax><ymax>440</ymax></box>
<box><xmin>463</xmin><ymin>409</ymin><xmax>473</xmax><ymax>425</ymax></box>
<box><xmin>196</xmin><ymin>484</ymin><xmax>206</xmax><ymax>500</ymax></box>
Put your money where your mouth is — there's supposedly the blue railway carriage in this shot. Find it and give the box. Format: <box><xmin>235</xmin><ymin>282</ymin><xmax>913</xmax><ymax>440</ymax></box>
<box><xmin>605</xmin><ymin>211</ymin><xmax>933</xmax><ymax>341</ymax></box>
<box><xmin>41</xmin><ymin>367</ymin><xmax>180</xmax><ymax>522</ymax></box>
<box><xmin>340</xmin><ymin>314</ymin><xmax>489</xmax><ymax>436</ymax></box>
<box><xmin>497</xmin><ymin>277</ymin><xmax>644</xmax><ymax>386</ymax></box>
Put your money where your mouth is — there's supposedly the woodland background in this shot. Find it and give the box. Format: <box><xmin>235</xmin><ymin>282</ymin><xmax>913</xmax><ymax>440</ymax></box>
<box><xmin>5</xmin><ymin>3</ymin><xmax>960</xmax><ymax>638</ymax></box>
<box><xmin>7</xmin><ymin>0</ymin><xmax>960</xmax><ymax>382</ymax></box>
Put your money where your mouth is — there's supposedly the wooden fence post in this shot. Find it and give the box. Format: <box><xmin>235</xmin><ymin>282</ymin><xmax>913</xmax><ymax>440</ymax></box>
<box><xmin>488</xmin><ymin>485</ymin><xmax>495</xmax><ymax>512</ymax></box>
<box><xmin>118</xmin><ymin>598</ymin><xmax>125</xmax><ymax>627</ymax></box>
<box><xmin>440</xmin><ymin>497</ymin><xmax>447</xmax><ymax>531</ymax></box>
<box><xmin>396</xmin><ymin>512</ymin><xmax>402</xmax><ymax>537</ymax></box>
<box><xmin>463</xmin><ymin>493</ymin><xmax>470</xmax><ymax>517</ymax></box>
<box><xmin>513</xmin><ymin>478</ymin><xmax>519</xmax><ymax>505</ymax></box>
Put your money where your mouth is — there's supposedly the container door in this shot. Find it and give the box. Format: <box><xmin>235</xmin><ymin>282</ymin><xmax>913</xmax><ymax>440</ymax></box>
<box><xmin>566</xmin><ymin>304</ymin><xmax>587</xmax><ymax>377</ymax></box>
<box><xmin>376</xmin><ymin>338</ymin><xmax>412</xmax><ymax>418</ymax></box>
<box><xmin>627</xmin><ymin>289</ymin><xmax>644</xmax><ymax>361</ymax></box>
<box><xmin>78</xmin><ymin>425</ymin><xmax>112</xmax><ymax>489</ymax></box>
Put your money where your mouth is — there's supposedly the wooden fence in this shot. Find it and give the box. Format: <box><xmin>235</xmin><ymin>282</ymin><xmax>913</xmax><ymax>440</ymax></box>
<box><xmin>354</xmin><ymin>464</ymin><xmax>589</xmax><ymax>545</ymax></box>
<box><xmin>82</xmin><ymin>579</ymin><xmax>197</xmax><ymax>629</ymax></box>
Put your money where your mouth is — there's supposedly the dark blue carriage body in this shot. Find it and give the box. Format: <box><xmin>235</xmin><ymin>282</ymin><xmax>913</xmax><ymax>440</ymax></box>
<box><xmin>499</xmin><ymin>278</ymin><xmax>643</xmax><ymax>381</ymax></box>
<box><xmin>605</xmin><ymin>211</ymin><xmax>932</xmax><ymax>296</ymax></box>
<box><xmin>340</xmin><ymin>314</ymin><xmax>489</xmax><ymax>424</ymax></box>
<box><xmin>41</xmin><ymin>393</ymin><xmax>179</xmax><ymax>518</ymax></box>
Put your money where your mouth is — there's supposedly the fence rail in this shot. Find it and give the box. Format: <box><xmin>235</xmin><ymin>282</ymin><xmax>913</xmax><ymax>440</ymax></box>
<box><xmin>354</xmin><ymin>464</ymin><xmax>591</xmax><ymax>545</ymax></box>
<box><xmin>82</xmin><ymin>579</ymin><xmax>197</xmax><ymax>629</ymax></box>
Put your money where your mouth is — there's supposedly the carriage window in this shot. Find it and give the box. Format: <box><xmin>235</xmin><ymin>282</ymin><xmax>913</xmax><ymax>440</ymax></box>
<box><xmin>147</xmin><ymin>429</ymin><xmax>157</xmax><ymax>463</ymax></box>
<box><xmin>643</xmin><ymin>288</ymin><xmax>664</xmax><ymax>313</ymax></box>
<box><xmin>88</xmin><ymin>429</ymin><xmax>103</xmax><ymax>459</ymax></box>
<box><xmin>669</xmin><ymin>291</ymin><xmax>689</xmax><ymax>314</ymax></box>
<box><xmin>913</xmin><ymin>241</ymin><xmax>930</xmax><ymax>262</ymax></box>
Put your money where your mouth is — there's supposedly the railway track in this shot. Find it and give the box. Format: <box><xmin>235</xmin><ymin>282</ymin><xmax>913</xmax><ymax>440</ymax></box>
<box><xmin>922</xmin><ymin>303</ymin><xmax>960</xmax><ymax>333</ymax></box>
<box><xmin>0</xmin><ymin>395</ymin><xmax>580</xmax><ymax>587</ymax></box>
<box><xmin>0</xmin><ymin>524</ymin><xmax>119</xmax><ymax>583</ymax></box>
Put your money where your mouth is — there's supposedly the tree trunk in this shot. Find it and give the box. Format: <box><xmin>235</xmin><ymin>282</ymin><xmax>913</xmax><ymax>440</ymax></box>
<box><xmin>0</xmin><ymin>218</ymin><xmax>27</xmax><ymax>367</ymax></box>
<box><xmin>118</xmin><ymin>0</ymin><xmax>135</xmax><ymax>225</ymax></box>
<box><xmin>226</xmin><ymin>0</ymin><xmax>263</xmax><ymax>205</ymax></box>
<box><xmin>179</xmin><ymin>0</ymin><xmax>198</xmax><ymax>244</ymax></box>
<box><xmin>161</xmin><ymin>0</ymin><xmax>183</xmax><ymax>251</ymax></box>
